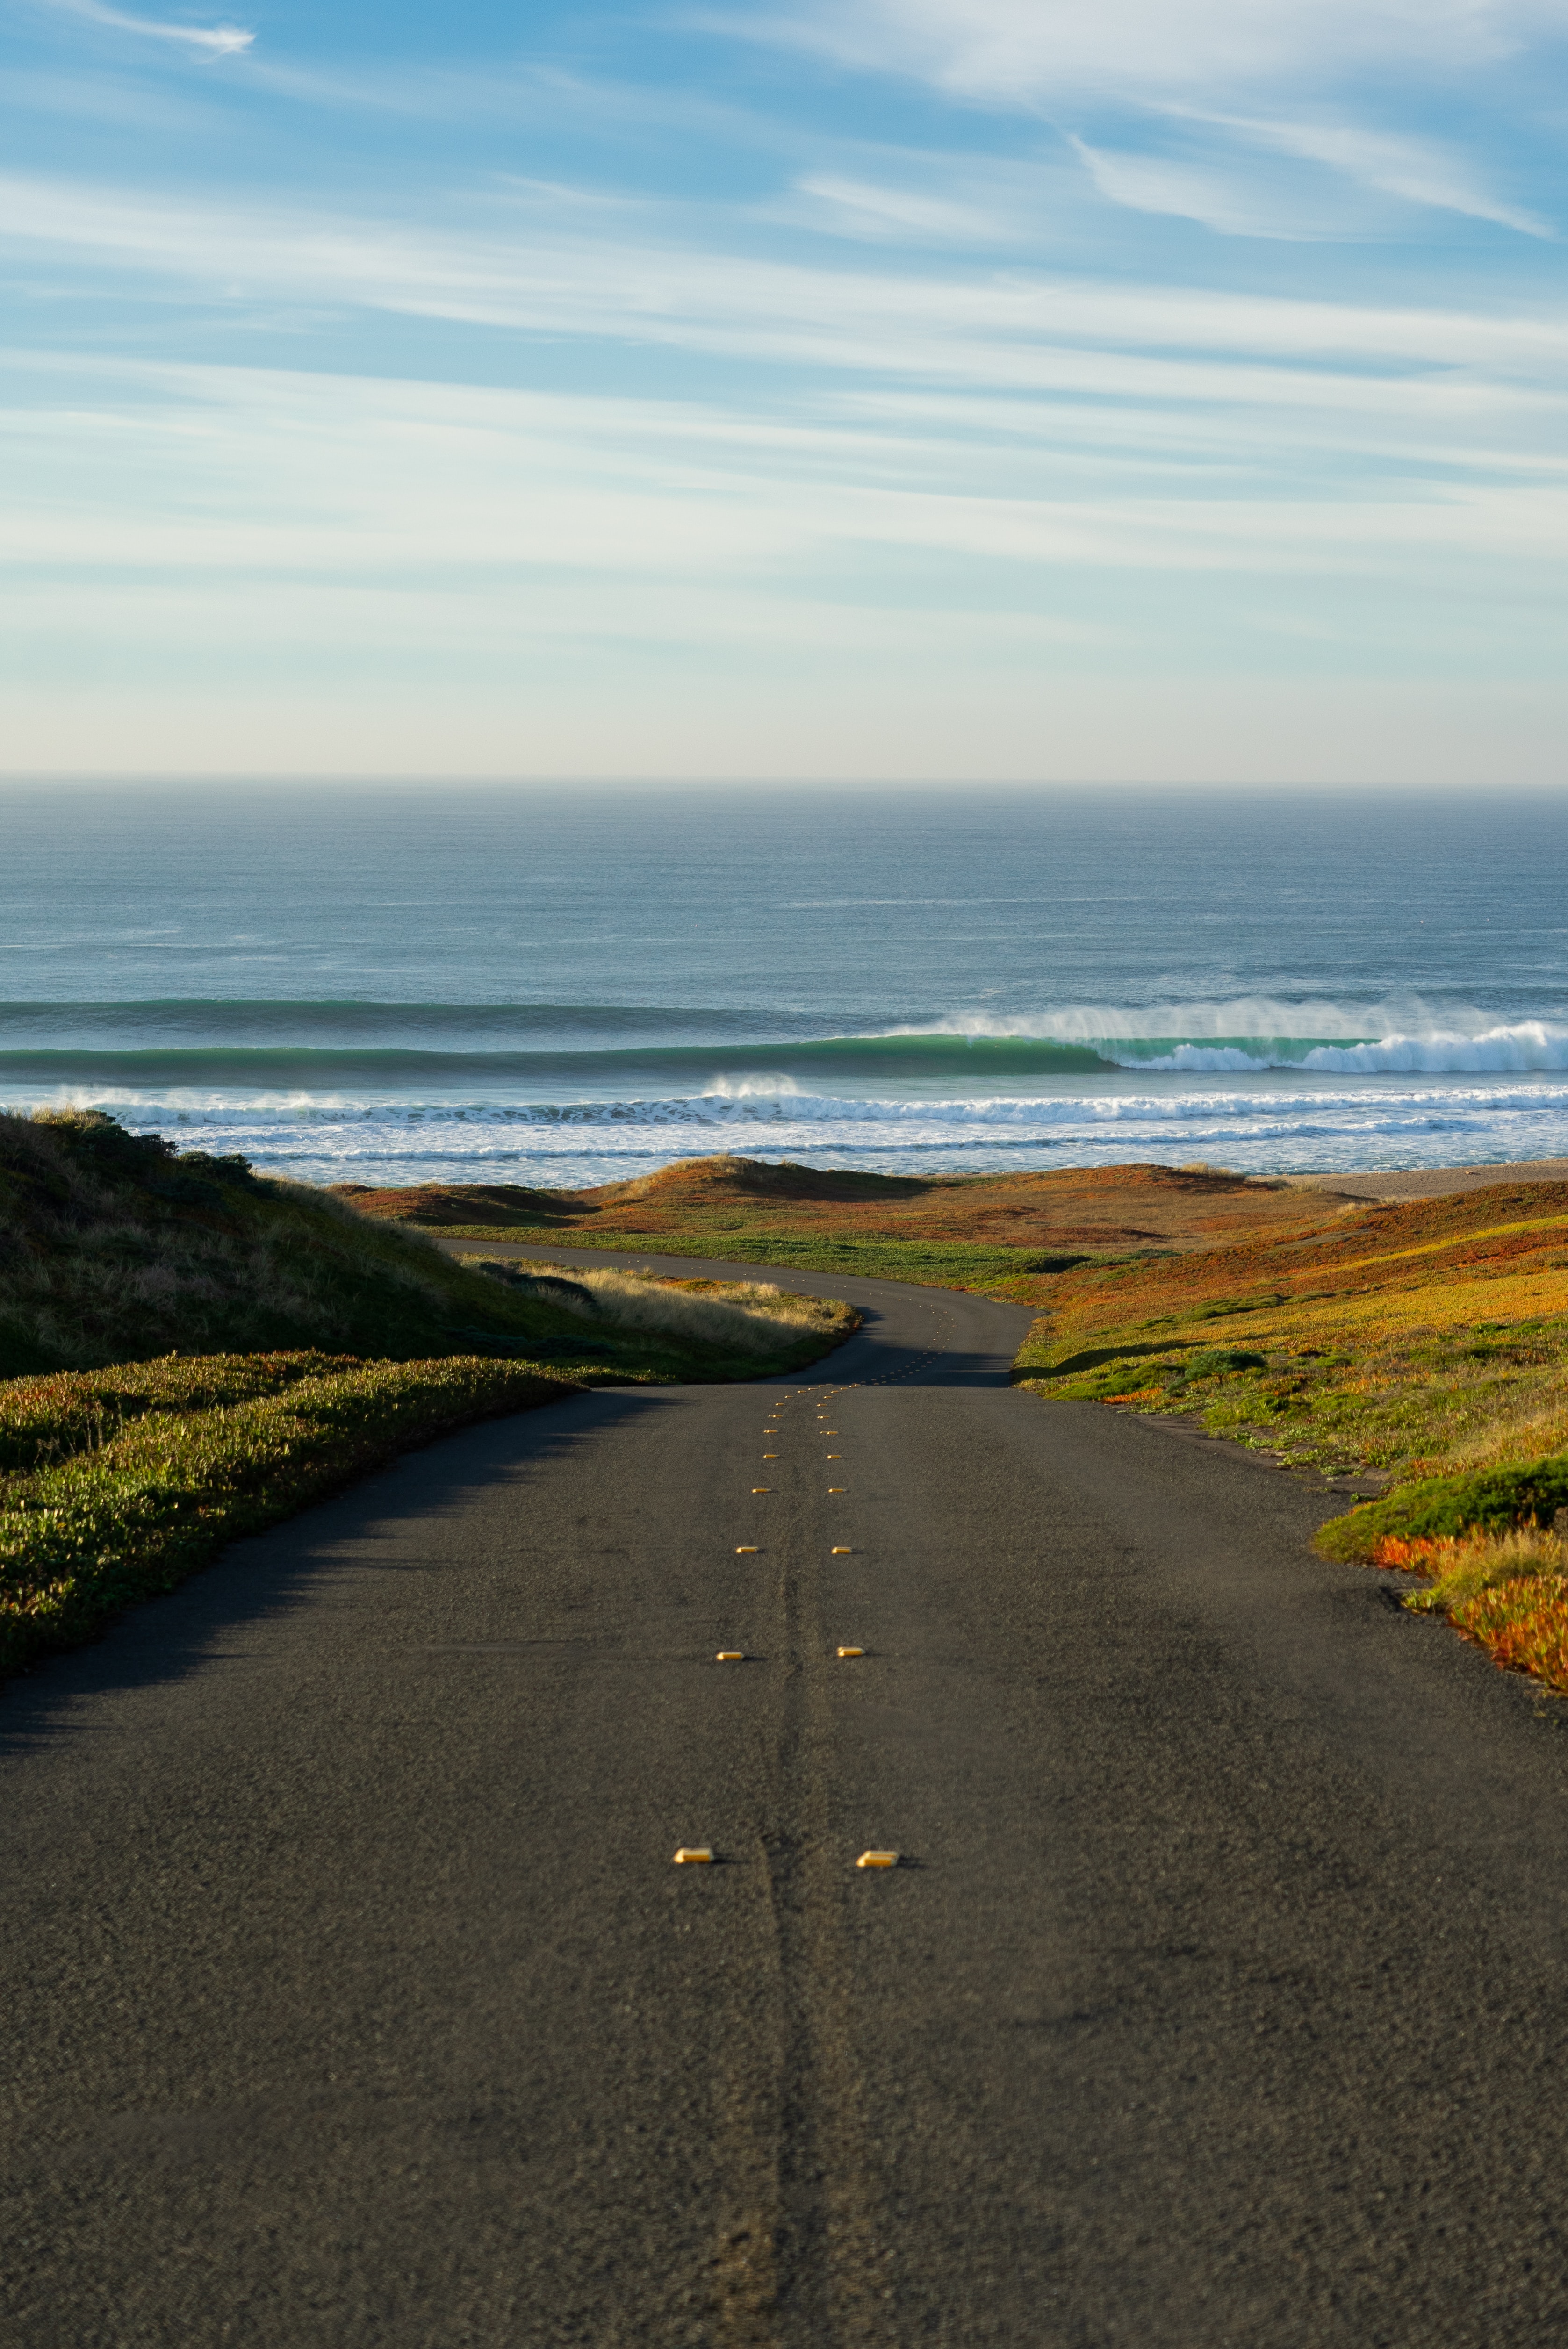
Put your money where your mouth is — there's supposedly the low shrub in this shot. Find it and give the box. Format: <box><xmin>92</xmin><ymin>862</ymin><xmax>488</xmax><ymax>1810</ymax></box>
<box><xmin>0</xmin><ymin>1351</ymin><xmax>348</xmax><ymax>1472</ymax></box>
<box><xmin>1316</xmin><ymin>1454</ymin><xmax>1568</xmax><ymax>1560</ymax></box>
<box><xmin>1449</xmin><ymin>1577</ymin><xmax>1568</xmax><ymax>1692</ymax></box>
<box><xmin>0</xmin><ymin>1354</ymin><xmax>574</xmax><ymax>1684</ymax></box>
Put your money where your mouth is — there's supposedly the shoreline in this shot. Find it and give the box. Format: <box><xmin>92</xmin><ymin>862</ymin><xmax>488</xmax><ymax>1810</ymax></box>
<box><xmin>1280</xmin><ymin>1156</ymin><xmax>1568</xmax><ymax>1202</ymax></box>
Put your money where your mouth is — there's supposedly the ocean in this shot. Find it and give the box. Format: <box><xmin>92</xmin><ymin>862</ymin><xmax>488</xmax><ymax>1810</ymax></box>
<box><xmin>3</xmin><ymin>782</ymin><xmax>1567</xmax><ymax>1191</ymax></box>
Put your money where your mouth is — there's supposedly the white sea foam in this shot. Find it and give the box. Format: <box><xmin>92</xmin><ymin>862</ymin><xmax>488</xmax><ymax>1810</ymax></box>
<box><xmin>910</xmin><ymin>995</ymin><xmax>1491</xmax><ymax>1045</ymax></box>
<box><xmin>902</xmin><ymin>1001</ymin><xmax>1568</xmax><ymax>1073</ymax></box>
<box><xmin>12</xmin><ymin>1072</ymin><xmax>1568</xmax><ymax>1192</ymax></box>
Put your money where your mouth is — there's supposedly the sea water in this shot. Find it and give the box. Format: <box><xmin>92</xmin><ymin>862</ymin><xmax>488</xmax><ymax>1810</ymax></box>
<box><xmin>2</xmin><ymin>782</ymin><xmax>1567</xmax><ymax>1189</ymax></box>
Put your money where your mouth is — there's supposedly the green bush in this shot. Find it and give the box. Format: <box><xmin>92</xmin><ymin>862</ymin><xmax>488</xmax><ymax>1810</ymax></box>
<box><xmin>1</xmin><ymin>1354</ymin><xmax>574</xmax><ymax>1682</ymax></box>
<box><xmin>1316</xmin><ymin>1451</ymin><xmax>1568</xmax><ymax>1561</ymax></box>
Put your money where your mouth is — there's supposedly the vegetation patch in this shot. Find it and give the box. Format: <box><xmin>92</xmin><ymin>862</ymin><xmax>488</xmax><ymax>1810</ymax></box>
<box><xmin>1316</xmin><ymin>1456</ymin><xmax>1568</xmax><ymax>1560</ymax></box>
<box><xmin>336</xmin><ymin>1152</ymin><xmax>1336</xmax><ymax>1292</ymax></box>
<box><xmin>464</xmin><ymin>1230</ymin><xmax>1094</xmax><ymax>1289</ymax></box>
<box><xmin>1013</xmin><ymin>1182</ymin><xmax>1568</xmax><ymax>1484</ymax></box>
<box><xmin>1355</xmin><ymin>1524</ymin><xmax>1568</xmax><ymax>1698</ymax></box>
<box><xmin>1003</xmin><ymin>1168</ymin><xmax>1568</xmax><ymax>1702</ymax></box>
<box><xmin>0</xmin><ymin>1354</ymin><xmax>575</xmax><ymax>1684</ymax></box>
<box><xmin>0</xmin><ymin>1111</ymin><xmax>855</xmax><ymax>1384</ymax></box>
<box><xmin>465</xmin><ymin>1259</ymin><xmax>857</xmax><ymax>1357</ymax></box>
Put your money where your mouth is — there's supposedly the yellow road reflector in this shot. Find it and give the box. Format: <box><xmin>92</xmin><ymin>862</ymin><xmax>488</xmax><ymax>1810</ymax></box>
<box><xmin>674</xmin><ymin>1846</ymin><xmax>714</xmax><ymax>1865</ymax></box>
<box><xmin>762</xmin><ymin>1453</ymin><xmax>779</xmax><ymax>1459</ymax></box>
<box><xmin>716</xmin><ymin>1650</ymin><xmax>744</xmax><ymax>1662</ymax></box>
<box><xmin>826</xmin><ymin>1453</ymin><xmax>842</xmax><ymax>1459</ymax></box>
<box><xmin>827</xmin><ymin>1487</ymin><xmax>846</xmax><ymax>1493</ymax></box>
<box><xmin>837</xmin><ymin>1645</ymin><xmax>864</xmax><ymax>1659</ymax></box>
<box><xmin>857</xmin><ymin>1850</ymin><xmax>898</xmax><ymax>1869</ymax></box>
<box><xmin>752</xmin><ymin>1486</ymin><xmax>771</xmax><ymax>1493</ymax></box>
<box><xmin>735</xmin><ymin>1545</ymin><xmax>759</xmax><ymax>1553</ymax></box>
<box><xmin>831</xmin><ymin>1545</ymin><xmax>852</xmax><ymax>1554</ymax></box>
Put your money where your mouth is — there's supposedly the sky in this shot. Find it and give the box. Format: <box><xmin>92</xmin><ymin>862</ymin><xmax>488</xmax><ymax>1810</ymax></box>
<box><xmin>4</xmin><ymin>0</ymin><xmax>1568</xmax><ymax>782</ymax></box>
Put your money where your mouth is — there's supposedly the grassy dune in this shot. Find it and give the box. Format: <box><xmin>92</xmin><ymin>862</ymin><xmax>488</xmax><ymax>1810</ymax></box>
<box><xmin>336</xmin><ymin>1152</ymin><xmax>1333</xmax><ymax>1292</ymax></box>
<box><xmin>1013</xmin><ymin>1183</ymin><xmax>1568</xmax><ymax>1482</ymax></box>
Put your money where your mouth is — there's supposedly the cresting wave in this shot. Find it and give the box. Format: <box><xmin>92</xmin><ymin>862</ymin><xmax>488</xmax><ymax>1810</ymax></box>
<box><xmin>7</xmin><ymin>998</ymin><xmax>1568</xmax><ymax>1186</ymax></box>
<box><xmin>7</xmin><ymin>1020</ymin><xmax>1568</xmax><ymax>1084</ymax></box>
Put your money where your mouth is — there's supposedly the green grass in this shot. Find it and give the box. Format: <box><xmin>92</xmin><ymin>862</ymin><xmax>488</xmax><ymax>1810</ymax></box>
<box><xmin>1315</xmin><ymin>1451</ymin><xmax>1568</xmax><ymax>1561</ymax></box>
<box><xmin>421</xmin><ymin>1223</ymin><xmax>1092</xmax><ymax>1289</ymax></box>
<box><xmin>0</xmin><ymin>1353</ymin><xmax>575</xmax><ymax>1683</ymax></box>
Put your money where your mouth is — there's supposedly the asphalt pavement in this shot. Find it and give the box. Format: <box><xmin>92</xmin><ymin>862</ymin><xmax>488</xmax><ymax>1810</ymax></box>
<box><xmin>6</xmin><ymin>1250</ymin><xmax>1568</xmax><ymax>2347</ymax></box>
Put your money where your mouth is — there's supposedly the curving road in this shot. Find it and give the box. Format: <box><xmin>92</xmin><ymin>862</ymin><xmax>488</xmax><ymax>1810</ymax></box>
<box><xmin>6</xmin><ymin>1251</ymin><xmax>1568</xmax><ymax>2346</ymax></box>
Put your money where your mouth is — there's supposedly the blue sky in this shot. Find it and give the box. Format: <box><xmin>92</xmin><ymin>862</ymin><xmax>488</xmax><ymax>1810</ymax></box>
<box><xmin>5</xmin><ymin>0</ymin><xmax>1568</xmax><ymax>780</ymax></box>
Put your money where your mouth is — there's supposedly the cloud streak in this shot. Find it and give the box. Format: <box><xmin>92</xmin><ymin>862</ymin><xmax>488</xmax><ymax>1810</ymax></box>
<box><xmin>758</xmin><ymin>0</ymin><xmax>1559</xmax><ymax>102</ymax></box>
<box><xmin>48</xmin><ymin>0</ymin><xmax>252</xmax><ymax>57</ymax></box>
<box><xmin>742</xmin><ymin>0</ymin><xmax>1559</xmax><ymax>238</ymax></box>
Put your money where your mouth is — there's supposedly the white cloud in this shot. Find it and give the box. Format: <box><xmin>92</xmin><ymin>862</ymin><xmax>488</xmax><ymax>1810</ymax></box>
<box><xmin>47</xmin><ymin>0</ymin><xmax>252</xmax><ymax>57</ymax></box>
<box><xmin>1066</xmin><ymin>137</ymin><xmax>1352</xmax><ymax>240</ymax></box>
<box><xmin>6</xmin><ymin>168</ymin><xmax>1568</xmax><ymax>396</ymax></box>
<box><xmin>742</xmin><ymin>0</ymin><xmax>1560</xmax><ymax>237</ymax></box>
<box><xmin>758</xmin><ymin>0</ymin><xmax>1565</xmax><ymax>103</ymax></box>
<box><xmin>778</xmin><ymin>173</ymin><xmax>1012</xmax><ymax>244</ymax></box>
<box><xmin>1187</xmin><ymin>111</ymin><xmax>1552</xmax><ymax>234</ymax></box>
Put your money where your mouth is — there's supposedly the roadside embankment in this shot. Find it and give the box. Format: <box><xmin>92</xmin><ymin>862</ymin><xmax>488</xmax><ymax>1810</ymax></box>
<box><xmin>0</xmin><ymin>1117</ymin><xmax>862</xmax><ymax>1684</ymax></box>
<box><xmin>0</xmin><ymin>1354</ymin><xmax>578</xmax><ymax>1683</ymax></box>
<box><xmin>1013</xmin><ymin>1177</ymin><xmax>1568</xmax><ymax>1698</ymax></box>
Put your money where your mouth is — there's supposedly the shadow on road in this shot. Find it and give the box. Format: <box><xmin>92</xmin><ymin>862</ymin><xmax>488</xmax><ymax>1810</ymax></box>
<box><xmin>0</xmin><ymin>1383</ymin><xmax>668</xmax><ymax>1761</ymax></box>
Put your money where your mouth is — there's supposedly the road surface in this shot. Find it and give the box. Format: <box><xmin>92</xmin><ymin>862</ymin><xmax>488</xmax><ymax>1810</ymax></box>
<box><xmin>5</xmin><ymin>1250</ymin><xmax>1568</xmax><ymax>2346</ymax></box>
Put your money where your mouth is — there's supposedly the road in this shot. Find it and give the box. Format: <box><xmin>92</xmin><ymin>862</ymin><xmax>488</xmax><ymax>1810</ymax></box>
<box><xmin>6</xmin><ymin>1249</ymin><xmax>1568</xmax><ymax>2347</ymax></box>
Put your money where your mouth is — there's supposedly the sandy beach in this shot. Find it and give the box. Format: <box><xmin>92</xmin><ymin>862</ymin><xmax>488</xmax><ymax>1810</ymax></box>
<box><xmin>1286</xmin><ymin>1157</ymin><xmax>1568</xmax><ymax>1202</ymax></box>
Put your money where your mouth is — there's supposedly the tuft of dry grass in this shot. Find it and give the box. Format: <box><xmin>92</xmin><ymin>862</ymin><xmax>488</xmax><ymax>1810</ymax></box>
<box><xmin>462</xmin><ymin>1257</ymin><xmax>856</xmax><ymax>1357</ymax></box>
<box><xmin>1448</xmin><ymin>1578</ymin><xmax>1568</xmax><ymax>1691</ymax></box>
<box><xmin>1374</xmin><ymin>1523</ymin><xmax>1568</xmax><ymax>1609</ymax></box>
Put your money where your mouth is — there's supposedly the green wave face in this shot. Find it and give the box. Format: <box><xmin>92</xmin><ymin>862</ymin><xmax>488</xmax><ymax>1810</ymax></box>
<box><xmin>0</xmin><ymin>1034</ymin><xmax>1120</xmax><ymax>1087</ymax></box>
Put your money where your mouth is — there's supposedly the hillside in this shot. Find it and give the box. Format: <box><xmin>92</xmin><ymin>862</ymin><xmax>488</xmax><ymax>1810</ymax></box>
<box><xmin>1014</xmin><ymin>1178</ymin><xmax>1568</xmax><ymax>1485</ymax></box>
<box><xmin>0</xmin><ymin>1113</ymin><xmax>850</xmax><ymax>1382</ymax></box>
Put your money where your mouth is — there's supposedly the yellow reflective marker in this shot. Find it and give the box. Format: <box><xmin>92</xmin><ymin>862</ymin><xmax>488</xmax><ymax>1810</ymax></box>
<box><xmin>762</xmin><ymin>1453</ymin><xmax>779</xmax><ymax>1459</ymax></box>
<box><xmin>837</xmin><ymin>1645</ymin><xmax>864</xmax><ymax>1659</ymax></box>
<box><xmin>752</xmin><ymin>1486</ymin><xmax>771</xmax><ymax>1493</ymax></box>
<box><xmin>674</xmin><ymin>1847</ymin><xmax>714</xmax><ymax>1865</ymax></box>
<box><xmin>831</xmin><ymin>1545</ymin><xmax>852</xmax><ymax>1555</ymax></box>
<box><xmin>716</xmin><ymin>1650</ymin><xmax>744</xmax><ymax>1662</ymax></box>
<box><xmin>826</xmin><ymin>1453</ymin><xmax>842</xmax><ymax>1459</ymax></box>
<box><xmin>856</xmin><ymin>1850</ymin><xmax>898</xmax><ymax>1869</ymax></box>
<box><xmin>827</xmin><ymin>1487</ymin><xmax>846</xmax><ymax>1493</ymax></box>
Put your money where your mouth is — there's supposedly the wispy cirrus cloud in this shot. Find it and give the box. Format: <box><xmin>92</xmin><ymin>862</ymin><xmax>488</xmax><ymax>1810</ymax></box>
<box><xmin>46</xmin><ymin>0</ymin><xmax>252</xmax><ymax>57</ymax></box>
<box><xmin>4</xmin><ymin>167</ymin><xmax>1564</xmax><ymax>390</ymax></box>
<box><xmin>1183</xmin><ymin>111</ymin><xmax>1552</xmax><ymax>234</ymax></box>
<box><xmin>1069</xmin><ymin>114</ymin><xmax>1551</xmax><ymax>241</ymax></box>
<box><xmin>751</xmin><ymin>0</ymin><xmax>1561</xmax><ymax>104</ymax></box>
<box><xmin>735</xmin><ymin>0</ymin><xmax>1560</xmax><ymax>238</ymax></box>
